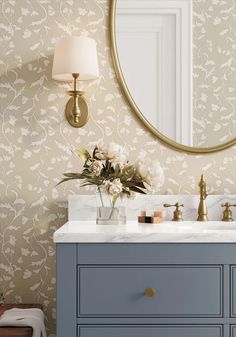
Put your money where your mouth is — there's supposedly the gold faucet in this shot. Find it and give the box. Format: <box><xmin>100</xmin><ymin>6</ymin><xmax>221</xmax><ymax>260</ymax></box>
<box><xmin>197</xmin><ymin>174</ymin><xmax>208</xmax><ymax>221</ymax></box>
<box><xmin>163</xmin><ymin>202</ymin><xmax>184</xmax><ymax>221</ymax></box>
<box><xmin>221</xmin><ymin>203</ymin><xmax>236</xmax><ymax>222</ymax></box>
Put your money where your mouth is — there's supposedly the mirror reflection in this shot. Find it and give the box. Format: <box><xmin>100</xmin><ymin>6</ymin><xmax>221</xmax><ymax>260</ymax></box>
<box><xmin>115</xmin><ymin>0</ymin><xmax>236</xmax><ymax>148</ymax></box>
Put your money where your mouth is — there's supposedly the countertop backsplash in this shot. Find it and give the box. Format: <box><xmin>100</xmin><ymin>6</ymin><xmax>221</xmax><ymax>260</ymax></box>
<box><xmin>69</xmin><ymin>195</ymin><xmax>236</xmax><ymax>222</ymax></box>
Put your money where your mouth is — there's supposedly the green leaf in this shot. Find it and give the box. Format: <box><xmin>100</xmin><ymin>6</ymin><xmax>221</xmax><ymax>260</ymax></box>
<box><xmin>56</xmin><ymin>177</ymin><xmax>80</xmax><ymax>186</ymax></box>
<box><xmin>63</xmin><ymin>172</ymin><xmax>82</xmax><ymax>178</ymax></box>
<box><xmin>80</xmin><ymin>182</ymin><xmax>94</xmax><ymax>187</ymax></box>
<box><xmin>114</xmin><ymin>164</ymin><xmax>120</xmax><ymax>176</ymax></box>
<box><xmin>92</xmin><ymin>146</ymin><xmax>98</xmax><ymax>159</ymax></box>
<box><xmin>129</xmin><ymin>186</ymin><xmax>146</xmax><ymax>194</ymax></box>
<box><xmin>132</xmin><ymin>180</ymin><xmax>146</xmax><ymax>189</ymax></box>
<box><xmin>74</xmin><ymin>148</ymin><xmax>90</xmax><ymax>161</ymax></box>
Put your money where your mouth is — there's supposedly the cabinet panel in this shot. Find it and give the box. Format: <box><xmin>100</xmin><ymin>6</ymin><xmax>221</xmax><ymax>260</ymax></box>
<box><xmin>231</xmin><ymin>267</ymin><xmax>236</xmax><ymax>316</ymax></box>
<box><xmin>232</xmin><ymin>325</ymin><xmax>236</xmax><ymax>337</ymax></box>
<box><xmin>78</xmin><ymin>266</ymin><xmax>222</xmax><ymax>317</ymax></box>
<box><xmin>78</xmin><ymin>325</ymin><xmax>222</xmax><ymax>337</ymax></box>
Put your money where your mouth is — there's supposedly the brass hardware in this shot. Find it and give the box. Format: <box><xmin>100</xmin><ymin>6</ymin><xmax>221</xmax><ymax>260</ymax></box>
<box><xmin>145</xmin><ymin>288</ymin><xmax>156</xmax><ymax>298</ymax></box>
<box><xmin>65</xmin><ymin>95</ymin><xmax>88</xmax><ymax>128</ymax></box>
<box><xmin>197</xmin><ymin>174</ymin><xmax>208</xmax><ymax>221</ymax></box>
<box><xmin>109</xmin><ymin>0</ymin><xmax>236</xmax><ymax>154</ymax></box>
<box><xmin>163</xmin><ymin>202</ymin><xmax>184</xmax><ymax>221</ymax></box>
<box><xmin>0</xmin><ymin>291</ymin><xmax>5</xmax><ymax>305</ymax></box>
<box><xmin>65</xmin><ymin>73</ymin><xmax>89</xmax><ymax>128</ymax></box>
<box><xmin>221</xmin><ymin>203</ymin><xmax>236</xmax><ymax>222</ymax></box>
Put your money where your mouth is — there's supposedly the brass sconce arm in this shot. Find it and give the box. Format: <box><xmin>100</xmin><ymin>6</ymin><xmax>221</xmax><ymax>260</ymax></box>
<box><xmin>65</xmin><ymin>73</ymin><xmax>88</xmax><ymax>128</ymax></box>
<box><xmin>71</xmin><ymin>73</ymin><xmax>80</xmax><ymax>124</ymax></box>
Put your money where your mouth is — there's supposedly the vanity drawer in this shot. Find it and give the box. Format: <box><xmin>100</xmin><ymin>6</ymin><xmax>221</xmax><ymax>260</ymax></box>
<box><xmin>78</xmin><ymin>325</ymin><xmax>223</xmax><ymax>337</ymax></box>
<box><xmin>78</xmin><ymin>266</ymin><xmax>222</xmax><ymax>317</ymax></box>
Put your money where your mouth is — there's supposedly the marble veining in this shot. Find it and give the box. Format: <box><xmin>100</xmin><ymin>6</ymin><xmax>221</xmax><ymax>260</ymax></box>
<box><xmin>68</xmin><ymin>194</ymin><xmax>236</xmax><ymax>221</ymax></box>
<box><xmin>53</xmin><ymin>220</ymin><xmax>236</xmax><ymax>243</ymax></box>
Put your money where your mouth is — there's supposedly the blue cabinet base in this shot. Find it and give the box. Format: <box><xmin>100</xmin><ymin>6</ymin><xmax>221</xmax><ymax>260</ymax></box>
<box><xmin>56</xmin><ymin>243</ymin><xmax>236</xmax><ymax>337</ymax></box>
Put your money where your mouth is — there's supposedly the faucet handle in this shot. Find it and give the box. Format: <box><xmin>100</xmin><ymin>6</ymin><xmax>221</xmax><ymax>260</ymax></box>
<box><xmin>221</xmin><ymin>203</ymin><xmax>236</xmax><ymax>222</ymax></box>
<box><xmin>163</xmin><ymin>202</ymin><xmax>184</xmax><ymax>221</ymax></box>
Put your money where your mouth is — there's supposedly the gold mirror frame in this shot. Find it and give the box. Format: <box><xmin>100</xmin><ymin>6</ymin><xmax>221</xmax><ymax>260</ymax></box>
<box><xmin>109</xmin><ymin>0</ymin><xmax>236</xmax><ymax>154</ymax></box>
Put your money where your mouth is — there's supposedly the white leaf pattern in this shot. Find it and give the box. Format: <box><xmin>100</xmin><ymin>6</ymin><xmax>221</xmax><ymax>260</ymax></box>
<box><xmin>1</xmin><ymin>1</ymin><xmax>236</xmax><ymax>336</ymax></box>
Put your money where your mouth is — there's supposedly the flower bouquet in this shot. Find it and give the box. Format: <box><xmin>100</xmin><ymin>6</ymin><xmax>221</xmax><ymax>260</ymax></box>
<box><xmin>58</xmin><ymin>143</ymin><xmax>164</xmax><ymax>225</ymax></box>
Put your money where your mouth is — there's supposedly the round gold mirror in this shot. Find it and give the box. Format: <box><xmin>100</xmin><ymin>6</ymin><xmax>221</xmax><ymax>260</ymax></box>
<box><xmin>109</xmin><ymin>0</ymin><xmax>236</xmax><ymax>154</ymax></box>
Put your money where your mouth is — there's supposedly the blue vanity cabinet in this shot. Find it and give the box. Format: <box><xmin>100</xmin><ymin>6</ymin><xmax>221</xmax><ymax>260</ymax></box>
<box><xmin>78</xmin><ymin>325</ymin><xmax>222</xmax><ymax>337</ymax></box>
<box><xmin>56</xmin><ymin>243</ymin><xmax>236</xmax><ymax>337</ymax></box>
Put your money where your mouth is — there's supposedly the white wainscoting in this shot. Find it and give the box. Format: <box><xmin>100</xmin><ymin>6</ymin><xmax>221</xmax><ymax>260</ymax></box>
<box><xmin>116</xmin><ymin>0</ymin><xmax>192</xmax><ymax>146</ymax></box>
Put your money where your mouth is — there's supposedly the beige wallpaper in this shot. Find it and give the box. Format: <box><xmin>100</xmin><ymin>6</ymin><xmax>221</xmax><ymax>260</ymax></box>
<box><xmin>0</xmin><ymin>1</ymin><xmax>236</xmax><ymax>336</ymax></box>
<box><xmin>193</xmin><ymin>0</ymin><xmax>236</xmax><ymax>147</ymax></box>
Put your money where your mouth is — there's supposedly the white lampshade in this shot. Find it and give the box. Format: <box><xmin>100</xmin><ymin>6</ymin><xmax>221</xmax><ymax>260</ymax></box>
<box><xmin>52</xmin><ymin>36</ymin><xmax>99</xmax><ymax>81</ymax></box>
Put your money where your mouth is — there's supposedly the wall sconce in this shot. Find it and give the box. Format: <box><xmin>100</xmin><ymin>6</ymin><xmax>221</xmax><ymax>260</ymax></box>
<box><xmin>52</xmin><ymin>36</ymin><xmax>99</xmax><ymax>128</ymax></box>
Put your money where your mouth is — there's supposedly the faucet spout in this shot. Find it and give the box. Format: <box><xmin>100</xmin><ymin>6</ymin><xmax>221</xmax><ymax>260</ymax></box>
<box><xmin>197</xmin><ymin>174</ymin><xmax>208</xmax><ymax>221</ymax></box>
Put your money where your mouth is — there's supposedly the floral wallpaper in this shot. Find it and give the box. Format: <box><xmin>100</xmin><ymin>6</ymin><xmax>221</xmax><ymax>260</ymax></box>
<box><xmin>0</xmin><ymin>0</ymin><xmax>236</xmax><ymax>336</ymax></box>
<box><xmin>193</xmin><ymin>0</ymin><xmax>236</xmax><ymax>147</ymax></box>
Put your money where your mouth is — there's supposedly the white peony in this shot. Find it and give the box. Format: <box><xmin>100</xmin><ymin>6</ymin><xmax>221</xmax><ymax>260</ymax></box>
<box><xmin>106</xmin><ymin>142</ymin><xmax>128</xmax><ymax>165</ymax></box>
<box><xmin>96</xmin><ymin>148</ymin><xmax>107</xmax><ymax>160</ymax></box>
<box><xmin>104</xmin><ymin>178</ymin><xmax>123</xmax><ymax>195</ymax></box>
<box><xmin>89</xmin><ymin>160</ymin><xmax>103</xmax><ymax>176</ymax></box>
<box><xmin>137</xmin><ymin>159</ymin><xmax>164</xmax><ymax>192</ymax></box>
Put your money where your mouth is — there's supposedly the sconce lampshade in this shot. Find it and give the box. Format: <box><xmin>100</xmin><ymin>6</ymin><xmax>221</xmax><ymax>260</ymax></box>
<box><xmin>52</xmin><ymin>36</ymin><xmax>99</xmax><ymax>81</ymax></box>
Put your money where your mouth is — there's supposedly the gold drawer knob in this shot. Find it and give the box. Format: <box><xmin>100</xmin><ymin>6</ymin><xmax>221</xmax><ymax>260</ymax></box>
<box><xmin>145</xmin><ymin>287</ymin><xmax>156</xmax><ymax>298</ymax></box>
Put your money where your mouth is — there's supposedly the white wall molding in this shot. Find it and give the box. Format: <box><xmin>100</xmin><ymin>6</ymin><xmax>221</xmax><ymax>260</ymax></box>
<box><xmin>116</xmin><ymin>0</ymin><xmax>192</xmax><ymax>146</ymax></box>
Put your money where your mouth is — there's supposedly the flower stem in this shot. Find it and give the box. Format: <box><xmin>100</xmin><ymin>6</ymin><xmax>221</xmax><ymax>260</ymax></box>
<box><xmin>109</xmin><ymin>205</ymin><xmax>116</xmax><ymax>219</ymax></box>
<box><xmin>98</xmin><ymin>187</ymin><xmax>104</xmax><ymax>207</ymax></box>
<box><xmin>108</xmin><ymin>198</ymin><xmax>117</xmax><ymax>219</ymax></box>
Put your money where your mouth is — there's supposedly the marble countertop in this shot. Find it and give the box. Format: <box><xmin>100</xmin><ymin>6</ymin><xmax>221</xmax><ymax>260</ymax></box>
<box><xmin>53</xmin><ymin>221</ymin><xmax>236</xmax><ymax>243</ymax></box>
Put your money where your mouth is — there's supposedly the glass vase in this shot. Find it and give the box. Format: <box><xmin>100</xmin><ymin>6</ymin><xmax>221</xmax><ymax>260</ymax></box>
<box><xmin>96</xmin><ymin>189</ymin><xmax>126</xmax><ymax>225</ymax></box>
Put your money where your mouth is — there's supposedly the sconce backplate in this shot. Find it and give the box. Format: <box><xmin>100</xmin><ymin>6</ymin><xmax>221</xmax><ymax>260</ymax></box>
<box><xmin>65</xmin><ymin>96</ymin><xmax>89</xmax><ymax>128</ymax></box>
